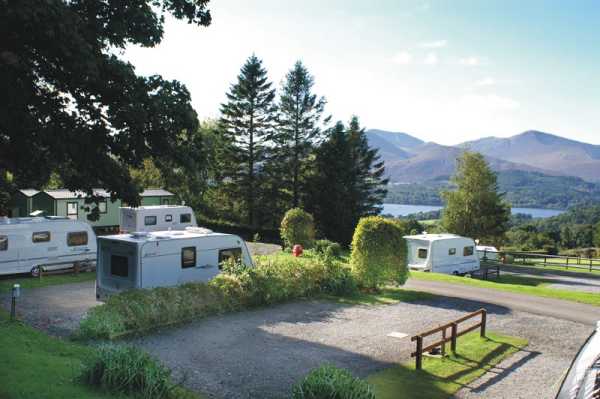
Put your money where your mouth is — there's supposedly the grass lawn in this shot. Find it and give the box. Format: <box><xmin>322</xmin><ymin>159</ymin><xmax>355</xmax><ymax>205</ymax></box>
<box><xmin>0</xmin><ymin>310</ymin><xmax>203</xmax><ymax>399</ymax></box>
<box><xmin>323</xmin><ymin>286</ymin><xmax>436</xmax><ymax>306</ymax></box>
<box><xmin>368</xmin><ymin>331</ymin><xmax>528</xmax><ymax>399</ymax></box>
<box><xmin>507</xmin><ymin>260</ymin><xmax>600</xmax><ymax>275</ymax></box>
<box><xmin>0</xmin><ymin>271</ymin><xmax>96</xmax><ymax>293</ymax></box>
<box><xmin>411</xmin><ymin>270</ymin><xmax>600</xmax><ymax>306</ymax></box>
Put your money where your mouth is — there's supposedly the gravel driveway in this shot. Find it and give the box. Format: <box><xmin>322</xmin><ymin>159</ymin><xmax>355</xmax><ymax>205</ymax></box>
<box><xmin>130</xmin><ymin>296</ymin><xmax>591</xmax><ymax>399</ymax></box>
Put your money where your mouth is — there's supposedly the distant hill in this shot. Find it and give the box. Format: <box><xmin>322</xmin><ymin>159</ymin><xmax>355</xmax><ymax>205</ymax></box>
<box><xmin>460</xmin><ymin>130</ymin><xmax>600</xmax><ymax>182</ymax></box>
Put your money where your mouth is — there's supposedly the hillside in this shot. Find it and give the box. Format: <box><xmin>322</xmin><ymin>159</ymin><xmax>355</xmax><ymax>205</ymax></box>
<box><xmin>385</xmin><ymin>170</ymin><xmax>600</xmax><ymax>209</ymax></box>
<box><xmin>460</xmin><ymin>130</ymin><xmax>600</xmax><ymax>182</ymax></box>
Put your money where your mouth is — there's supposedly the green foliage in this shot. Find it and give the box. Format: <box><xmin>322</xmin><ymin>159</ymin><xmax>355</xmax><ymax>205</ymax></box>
<box><xmin>78</xmin><ymin>256</ymin><xmax>357</xmax><ymax>340</ymax></box>
<box><xmin>218</xmin><ymin>55</ymin><xmax>278</xmax><ymax>226</ymax></box>
<box><xmin>80</xmin><ymin>345</ymin><xmax>176</xmax><ymax>399</ymax></box>
<box><xmin>292</xmin><ymin>365</ymin><xmax>375</xmax><ymax>399</ymax></box>
<box><xmin>442</xmin><ymin>152</ymin><xmax>510</xmax><ymax>245</ymax></box>
<box><xmin>280</xmin><ymin>208</ymin><xmax>316</xmax><ymax>249</ymax></box>
<box><xmin>305</xmin><ymin>118</ymin><xmax>388</xmax><ymax>246</ymax></box>
<box><xmin>594</xmin><ymin>221</ymin><xmax>600</xmax><ymax>248</ymax></box>
<box><xmin>0</xmin><ymin>1</ymin><xmax>211</xmax><ymax>212</ymax></box>
<box><xmin>350</xmin><ymin>217</ymin><xmax>408</xmax><ymax>289</ymax></box>
<box><xmin>314</xmin><ymin>239</ymin><xmax>343</xmax><ymax>258</ymax></box>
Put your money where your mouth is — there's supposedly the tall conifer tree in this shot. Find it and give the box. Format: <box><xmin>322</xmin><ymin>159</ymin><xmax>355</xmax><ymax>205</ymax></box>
<box><xmin>219</xmin><ymin>55</ymin><xmax>277</xmax><ymax>226</ymax></box>
<box><xmin>306</xmin><ymin>117</ymin><xmax>388</xmax><ymax>245</ymax></box>
<box><xmin>275</xmin><ymin>61</ymin><xmax>329</xmax><ymax>208</ymax></box>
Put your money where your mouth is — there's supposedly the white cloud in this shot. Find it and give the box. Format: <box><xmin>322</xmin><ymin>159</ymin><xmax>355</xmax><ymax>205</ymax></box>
<box><xmin>420</xmin><ymin>40</ymin><xmax>447</xmax><ymax>48</ymax></box>
<box><xmin>423</xmin><ymin>52</ymin><xmax>439</xmax><ymax>65</ymax></box>
<box><xmin>459</xmin><ymin>56</ymin><xmax>488</xmax><ymax>67</ymax></box>
<box><xmin>392</xmin><ymin>51</ymin><xmax>413</xmax><ymax>65</ymax></box>
<box><xmin>476</xmin><ymin>77</ymin><xmax>496</xmax><ymax>86</ymax></box>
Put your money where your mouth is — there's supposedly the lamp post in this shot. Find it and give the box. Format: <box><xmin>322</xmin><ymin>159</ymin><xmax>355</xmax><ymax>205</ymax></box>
<box><xmin>10</xmin><ymin>283</ymin><xmax>20</xmax><ymax>321</ymax></box>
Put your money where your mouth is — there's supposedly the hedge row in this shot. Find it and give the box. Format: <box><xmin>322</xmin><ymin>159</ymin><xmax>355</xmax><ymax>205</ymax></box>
<box><xmin>78</xmin><ymin>256</ymin><xmax>357</xmax><ymax>340</ymax></box>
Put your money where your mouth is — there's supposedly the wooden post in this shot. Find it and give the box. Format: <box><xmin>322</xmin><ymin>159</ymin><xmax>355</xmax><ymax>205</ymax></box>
<box><xmin>544</xmin><ymin>257</ymin><xmax>547</xmax><ymax>267</ymax></box>
<box><xmin>480</xmin><ymin>310</ymin><xmax>487</xmax><ymax>337</ymax></box>
<box><xmin>566</xmin><ymin>257</ymin><xmax>569</xmax><ymax>269</ymax></box>
<box><xmin>416</xmin><ymin>336</ymin><xmax>423</xmax><ymax>370</ymax></box>
<box><xmin>591</xmin><ymin>258</ymin><xmax>593</xmax><ymax>272</ymax></box>
<box><xmin>441</xmin><ymin>327</ymin><xmax>446</xmax><ymax>357</ymax></box>
<box><xmin>74</xmin><ymin>261</ymin><xmax>80</xmax><ymax>275</ymax></box>
<box><xmin>451</xmin><ymin>322</ymin><xmax>458</xmax><ymax>353</ymax></box>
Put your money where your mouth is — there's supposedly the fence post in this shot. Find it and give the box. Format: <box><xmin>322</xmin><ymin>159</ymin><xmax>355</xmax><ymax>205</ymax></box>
<box><xmin>441</xmin><ymin>327</ymin><xmax>446</xmax><ymax>357</ymax></box>
<box><xmin>480</xmin><ymin>309</ymin><xmax>487</xmax><ymax>338</ymax></box>
<box><xmin>544</xmin><ymin>257</ymin><xmax>547</xmax><ymax>267</ymax></box>
<box><xmin>566</xmin><ymin>257</ymin><xmax>569</xmax><ymax>269</ymax></box>
<box><xmin>416</xmin><ymin>336</ymin><xmax>423</xmax><ymax>370</ymax></box>
<box><xmin>451</xmin><ymin>322</ymin><xmax>458</xmax><ymax>353</ymax></box>
<box><xmin>591</xmin><ymin>258</ymin><xmax>593</xmax><ymax>272</ymax></box>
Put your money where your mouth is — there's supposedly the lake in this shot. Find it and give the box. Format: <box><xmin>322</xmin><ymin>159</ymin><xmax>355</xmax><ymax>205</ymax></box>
<box><xmin>382</xmin><ymin>203</ymin><xmax>565</xmax><ymax>219</ymax></box>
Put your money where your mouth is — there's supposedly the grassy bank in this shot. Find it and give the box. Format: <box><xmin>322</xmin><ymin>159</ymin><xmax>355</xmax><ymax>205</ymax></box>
<box><xmin>0</xmin><ymin>271</ymin><xmax>96</xmax><ymax>292</ymax></box>
<box><xmin>411</xmin><ymin>271</ymin><xmax>600</xmax><ymax>306</ymax></box>
<box><xmin>368</xmin><ymin>331</ymin><xmax>528</xmax><ymax>399</ymax></box>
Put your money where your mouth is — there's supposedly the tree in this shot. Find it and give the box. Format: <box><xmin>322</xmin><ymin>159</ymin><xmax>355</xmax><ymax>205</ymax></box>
<box><xmin>275</xmin><ymin>61</ymin><xmax>329</xmax><ymax>208</ymax></box>
<box><xmin>0</xmin><ymin>1</ymin><xmax>211</xmax><ymax>215</ymax></box>
<box><xmin>595</xmin><ymin>222</ymin><xmax>600</xmax><ymax>248</ymax></box>
<box><xmin>441</xmin><ymin>151</ymin><xmax>511</xmax><ymax>245</ymax></box>
<box><xmin>305</xmin><ymin>117</ymin><xmax>388</xmax><ymax>245</ymax></box>
<box><xmin>219</xmin><ymin>55</ymin><xmax>277</xmax><ymax>226</ymax></box>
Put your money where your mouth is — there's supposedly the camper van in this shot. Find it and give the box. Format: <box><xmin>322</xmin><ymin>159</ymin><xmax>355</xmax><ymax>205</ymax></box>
<box><xmin>119</xmin><ymin>205</ymin><xmax>197</xmax><ymax>233</ymax></box>
<box><xmin>0</xmin><ymin>216</ymin><xmax>96</xmax><ymax>276</ymax></box>
<box><xmin>404</xmin><ymin>233</ymin><xmax>480</xmax><ymax>275</ymax></box>
<box><xmin>476</xmin><ymin>245</ymin><xmax>500</xmax><ymax>261</ymax></box>
<box><xmin>96</xmin><ymin>227</ymin><xmax>253</xmax><ymax>299</ymax></box>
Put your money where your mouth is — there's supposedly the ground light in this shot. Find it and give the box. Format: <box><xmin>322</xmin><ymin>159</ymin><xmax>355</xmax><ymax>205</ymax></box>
<box><xmin>11</xmin><ymin>283</ymin><xmax>20</xmax><ymax>321</ymax></box>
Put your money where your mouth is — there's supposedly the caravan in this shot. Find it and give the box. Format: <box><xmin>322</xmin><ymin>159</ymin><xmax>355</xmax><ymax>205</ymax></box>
<box><xmin>0</xmin><ymin>216</ymin><xmax>96</xmax><ymax>276</ymax></box>
<box><xmin>120</xmin><ymin>205</ymin><xmax>197</xmax><ymax>233</ymax></box>
<box><xmin>404</xmin><ymin>233</ymin><xmax>480</xmax><ymax>275</ymax></box>
<box><xmin>96</xmin><ymin>227</ymin><xmax>253</xmax><ymax>300</ymax></box>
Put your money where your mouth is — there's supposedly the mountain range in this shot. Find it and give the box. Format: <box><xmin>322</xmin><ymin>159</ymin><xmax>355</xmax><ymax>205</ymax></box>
<box><xmin>366</xmin><ymin>129</ymin><xmax>600</xmax><ymax>183</ymax></box>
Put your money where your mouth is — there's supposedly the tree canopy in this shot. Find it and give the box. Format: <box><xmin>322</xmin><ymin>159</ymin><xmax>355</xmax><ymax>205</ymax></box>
<box><xmin>0</xmin><ymin>0</ymin><xmax>212</xmax><ymax>214</ymax></box>
<box><xmin>441</xmin><ymin>151</ymin><xmax>511</xmax><ymax>245</ymax></box>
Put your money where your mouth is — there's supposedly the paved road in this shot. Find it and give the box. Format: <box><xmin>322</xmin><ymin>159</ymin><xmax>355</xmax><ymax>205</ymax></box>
<box><xmin>404</xmin><ymin>278</ymin><xmax>600</xmax><ymax>325</ymax></box>
<box><xmin>501</xmin><ymin>264</ymin><xmax>600</xmax><ymax>293</ymax></box>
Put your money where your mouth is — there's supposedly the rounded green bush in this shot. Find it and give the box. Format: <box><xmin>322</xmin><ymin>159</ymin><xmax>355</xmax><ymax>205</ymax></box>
<box><xmin>292</xmin><ymin>364</ymin><xmax>375</xmax><ymax>399</ymax></box>
<box><xmin>314</xmin><ymin>239</ymin><xmax>343</xmax><ymax>258</ymax></box>
<box><xmin>350</xmin><ymin>216</ymin><xmax>408</xmax><ymax>289</ymax></box>
<box><xmin>280</xmin><ymin>208</ymin><xmax>316</xmax><ymax>249</ymax></box>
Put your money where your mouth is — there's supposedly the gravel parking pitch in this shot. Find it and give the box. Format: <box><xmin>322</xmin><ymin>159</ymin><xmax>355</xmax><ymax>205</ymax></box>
<box><xmin>130</xmin><ymin>296</ymin><xmax>591</xmax><ymax>399</ymax></box>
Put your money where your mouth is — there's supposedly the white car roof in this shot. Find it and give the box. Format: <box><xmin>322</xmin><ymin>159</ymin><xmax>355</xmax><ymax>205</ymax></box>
<box><xmin>99</xmin><ymin>228</ymin><xmax>231</xmax><ymax>243</ymax></box>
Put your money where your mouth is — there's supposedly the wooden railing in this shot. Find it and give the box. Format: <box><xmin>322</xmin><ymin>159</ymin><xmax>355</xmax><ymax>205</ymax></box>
<box><xmin>411</xmin><ymin>309</ymin><xmax>487</xmax><ymax>370</ymax></box>
<box><xmin>503</xmin><ymin>251</ymin><xmax>600</xmax><ymax>272</ymax></box>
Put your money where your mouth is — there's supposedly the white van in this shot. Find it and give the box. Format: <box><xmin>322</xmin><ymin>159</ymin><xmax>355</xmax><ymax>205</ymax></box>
<box><xmin>119</xmin><ymin>205</ymin><xmax>197</xmax><ymax>233</ymax></box>
<box><xmin>0</xmin><ymin>216</ymin><xmax>96</xmax><ymax>276</ymax></box>
<box><xmin>95</xmin><ymin>227</ymin><xmax>253</xmax><ymax>300</ymax></box>
<box><xmin>404</xmin><ymin>233</ymin><xmax>480</xmax><ymax>275</ymax></box>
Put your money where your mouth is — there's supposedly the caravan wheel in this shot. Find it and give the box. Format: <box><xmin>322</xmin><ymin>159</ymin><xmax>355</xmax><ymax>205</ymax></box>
<box><xmin>31</xmin><ymin>266</ymin><xmax>41</xmax><ymax>277</ymax></box>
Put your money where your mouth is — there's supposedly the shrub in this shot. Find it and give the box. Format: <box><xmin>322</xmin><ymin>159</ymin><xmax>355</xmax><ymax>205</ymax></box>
<box><xmin>350</xmin><ymin>216</ymin><xmax>408</xmax><ymax>289</ymax></box>
<box><xmin>281</xmin><ymin>208</ymin><xmax>316</xmax><ymax>249</ymax></box>
<box><xmin>78</xmin><ymin>256</ymin><xmax>358</xmax><ymax>340</ymax></box>
<box><xmin>291</xmin><ymin>365</ymin><xmax>375</xmax><ymax>399</ymax></box>
<box><xmin>314</xmin><ymin>239</ymin><xmax>343</xmax><ymax>258</ymax></box>
<box><xmin>80</xmin><ymin>345</ymin><xmax>175</xmax><ymax>399</ymax></box>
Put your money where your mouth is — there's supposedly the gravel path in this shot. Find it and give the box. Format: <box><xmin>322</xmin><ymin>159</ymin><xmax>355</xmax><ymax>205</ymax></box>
<box><xmin>131</xmin><ymin>296</ymin><xmax>591</xmax><ymax>399</ymax></box>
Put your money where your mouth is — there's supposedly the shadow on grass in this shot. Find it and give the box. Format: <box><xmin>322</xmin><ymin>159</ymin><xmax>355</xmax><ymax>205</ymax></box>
<box><xmin>328</xmin><ymin>287</ymin><xmax>438</xmax><ymax>306</ymax></box>
<box><xmin>367</xmin><ymin>332</ymin><xmax>529</xmax><ymax>399</ymax></box>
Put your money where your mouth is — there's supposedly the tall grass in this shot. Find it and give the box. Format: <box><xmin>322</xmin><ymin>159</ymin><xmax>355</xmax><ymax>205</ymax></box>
<box><xmin>292</xmin><ymin>365</ymin><xmax>375</xmax><ymax>399</ymax></box>
<box><xmin>78</xmin><ymin>256</ymin><xmax>357</xmax><ymax>340</ymax></box>
<box><xmin>80</xmin><ymin>345</ymin><xmax>176</xmax><ymax>399</ymax></box>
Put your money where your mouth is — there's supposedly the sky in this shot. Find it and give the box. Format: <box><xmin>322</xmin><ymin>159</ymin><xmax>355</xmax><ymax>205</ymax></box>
<box><xmin>124</xmin><ymin>0</ymin><xmax>600</xmax><ymax>145</ymax></box>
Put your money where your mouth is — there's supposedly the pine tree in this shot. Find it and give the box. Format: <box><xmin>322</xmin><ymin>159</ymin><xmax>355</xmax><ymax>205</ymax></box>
<box><xmin>306</xmin><ymin>117</ymin><xmax>388</xmax><ymax>245</ymax></box>
<box><xmin>275</xmin><ymin>61</ymin><xmax>329</xmax><ymax>208</ymax></box>
<box><xmin>219</xmin><ymin>55</ymin><xmax>277</xmax><ymax>226</ymax></box>
<box><xmin>441</xmin><ymin>151</ymin><xmax>511</xmax><ymax>245</ymax></box>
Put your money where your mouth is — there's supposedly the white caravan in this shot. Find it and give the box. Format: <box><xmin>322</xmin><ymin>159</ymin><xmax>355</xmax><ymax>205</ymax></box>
<box><xmin>119</xmin><ymin>205</ymin><xmax>197</xmax><ymax>233</ymax></box>
<box><xmin>0</xmin><ymin>216</ymin><xmax>96</xmax><ymax>276</ymax></box>
<box><xmin>476</xmin><ymin>245</ymin><xmax>500</xmax><ymax>261</ymax></box>
<box><xmin>95</xmin><ymin>227</ymin><xmax>253</xmax><ymax>300</ymax></box>
<box><xmin>404</xmin><ymin>233</ymin><xmax>480</xmax><ymax>275</ymax></box>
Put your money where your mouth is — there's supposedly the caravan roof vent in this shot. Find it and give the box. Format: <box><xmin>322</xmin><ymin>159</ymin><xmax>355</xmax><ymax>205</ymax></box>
<box><xmin>185</xmin><ymin>227</ymin><xmax>213</xmax><ymax>235</ymax></box>
<box><xmin>130</xmin><ymin>231</ymin><xmax>150</xmax><ymax>239</ymax></box>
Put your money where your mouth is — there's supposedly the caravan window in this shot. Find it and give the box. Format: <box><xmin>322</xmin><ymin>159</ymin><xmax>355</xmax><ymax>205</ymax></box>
<box><xmin>180</xmin><ymin>213</ymin><xmax>192</xmax><ymax>223</ymax></box>
<box><xmin>67</xmin><ymin>202</ymin><xmax>78</xmax><ymax>220</ymax></box>
<box><xmin>0</xmin><ymin>235</ymin><xmax>7</xmax><ymax>251</ymax></box>
<box><xmin>98</xmin><ymin>200</ymin><xmax>107</xmax><ymax>214</ymax></box>
<box><xmin>181</xmin><ymin>247</ymin><xmax>196</xmax><ymax>268</ymax></box>
<box><xmin>67</xmin><ymin>231</ymin><xmax>88</xmax><ymax>246</ymax></box>
<box><xmin>165</xmin><ymin>214</ymin><xmax>173</xmax><ymax>222</ymax></box>
<box><xmin>144</xmin><ymin>216</ymin><xmax>157</xmax><ymax>226</ymax></box>
<box><xmin>449</xmin><ymin>248</ymin><xmax>456</xmax><ymax>255</ymax></box>
<box><xmin>417</xmin><ymin>248</ymin><xmax>428</xmax><ymax>259</ymax></box>
<box><xmin>32</xmin><ymin>231</ymin><xmax>51</xmax><ymax>243</ymax></box>
<box><xmin>218</xmin><ymin>248</ymin><xmax>242</xmax><ymax>269</ymax></box>
<box><xmin>463</xmin><ymin>246</ymin><xmax>474</xmax><ymax>256</ymax></box>
<box><xmin>110</xmin><ymin>255</ymin><xmax>129</xmax><ymax>277</ymax></box>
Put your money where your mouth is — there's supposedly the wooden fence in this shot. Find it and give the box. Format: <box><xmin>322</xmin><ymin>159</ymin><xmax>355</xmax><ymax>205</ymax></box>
<box><xmin>504</xmin><ymin>251</ymin><xmax>600</xmax><ymax>272</ymax></box>
<box><xmin>411</xmin><ymin>308</ymin><xmax>487</xmax><ymax>370</ymax></box>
